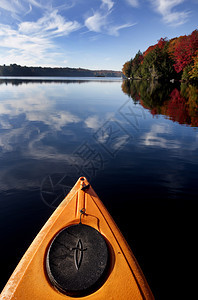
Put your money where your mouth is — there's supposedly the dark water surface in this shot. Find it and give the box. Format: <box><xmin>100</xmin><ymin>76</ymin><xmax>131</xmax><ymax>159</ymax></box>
<box><xmin>0</xmin><ymin>78</ymin><xmax>197</xmax><ymax>299</ymax></box>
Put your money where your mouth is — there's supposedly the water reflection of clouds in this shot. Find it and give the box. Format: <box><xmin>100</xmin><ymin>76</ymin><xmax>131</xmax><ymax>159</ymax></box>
<box><xmin>0</xmin><ymin>116</ymin><xmax>13</xmax><ymax>129</ymax></box>
<box><xmin>141</xmin><ymin>124</ymin><xmax>181</xmax><ymax>149</ymax></box>
<box><xmin>0</xmin><ymin>91</ymin><xmax>80</xmax><ymax>128</ymax></box>
<box><xmin>85</xmin><ymin>115</ymin><xmax>101</xmax><ymax>130</ymax></box>
<box><xmin>141</xmin><ymin>123</ymin><xmax>198</xmax><ymax>158</ymax></box>
<box><xmin>0</xmin><ymin>89</ymin><xmax>81</xmax><ymax>155</ymax></box>
<box><xmin>27</xmin><ymin>131</ymin><xmax>72</xmax><ymax>162</ymax></box>
<box><xmin>27</xmin><ymin>110</ymin><xmax>80</xmax><ymax>130</ymax></box>
<box><xmin>0</xmin><ymin>90</ymin><xmax>80</xmax><ymax>190</ymax></box>
<box><xmin>0</xmin><ymin>127</ymin><xmax>28</xmax><ymax>152</ymax></box>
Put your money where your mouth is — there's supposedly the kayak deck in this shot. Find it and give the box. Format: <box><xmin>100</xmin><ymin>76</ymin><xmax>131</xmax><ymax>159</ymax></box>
<box><xmin>1</xmin><ymin>177</ymin><xmax>154</xmax><ymax>299</ymax></box>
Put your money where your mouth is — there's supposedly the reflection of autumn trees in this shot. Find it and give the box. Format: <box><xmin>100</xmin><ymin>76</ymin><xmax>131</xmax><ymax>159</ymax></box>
<box><xmin>122</xmin><ymin>80</ymin><xmax>198</xmax><ymax>127</ymax></box>
<box><xmin>182</xmin><ymin>84</ymin><xmax>198</xmax><ymax>126</ymax></box>
<box><xmin>162</xmin><ymin>89</ymin><xmax>190</xmax><ymax>124</ymax></box>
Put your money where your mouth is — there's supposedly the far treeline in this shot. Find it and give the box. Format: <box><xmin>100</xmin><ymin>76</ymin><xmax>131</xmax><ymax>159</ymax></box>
<box><xmin>0</xmin><ymin>64</ymin><xmax>122</xmax><ymax>78</ymax></box>
<box><xmin>122</xmin><ymin>29</ymin><xmax>198</xmax><ymax>82</ymax></box>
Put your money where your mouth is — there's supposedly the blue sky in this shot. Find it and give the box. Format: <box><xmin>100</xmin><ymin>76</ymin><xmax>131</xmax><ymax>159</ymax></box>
<box><xmin>0</xmin><ymin>0</ymin><xmax>197</xmax><ymax>71</ymax></box>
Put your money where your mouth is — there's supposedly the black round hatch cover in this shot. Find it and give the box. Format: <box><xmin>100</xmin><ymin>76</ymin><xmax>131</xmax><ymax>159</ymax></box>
<box><xmin>46</xmin><ymin>224</ymin><xmax>109</xmax><ymax>297</ymax></box>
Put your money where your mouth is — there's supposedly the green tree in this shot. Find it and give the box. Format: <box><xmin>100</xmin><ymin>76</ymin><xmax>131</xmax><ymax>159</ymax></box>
<box><xmin>141</xmin><ymin>46</ymin><xmax>175</xmax><ymax>80</ymax></box>
<box><xmin>141</xmin><ymin>47</ymin><xmax>161</xmax><ymax>79</ymax></box>
<box><xmin>131</xmin><ymin>50</ymin><xmax>143</xmax><ymax>79</ymax></box>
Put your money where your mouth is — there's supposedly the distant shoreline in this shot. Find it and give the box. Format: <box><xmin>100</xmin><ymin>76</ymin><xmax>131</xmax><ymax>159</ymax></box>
<box><xmin>0</xmin><ymin>64</ymin><xmax>122</xmax><ymax>78</ymax></box>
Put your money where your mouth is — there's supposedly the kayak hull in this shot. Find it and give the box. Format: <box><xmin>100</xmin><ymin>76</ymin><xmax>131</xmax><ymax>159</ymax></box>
<box><xmin>1</xmin><ymin>177</ymin><xmax>154</xmax><ymax>299</ymax></box>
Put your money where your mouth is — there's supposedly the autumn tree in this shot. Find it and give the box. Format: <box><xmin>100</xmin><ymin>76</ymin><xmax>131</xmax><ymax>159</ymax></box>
<box><xmin>123</xmin><ymin>29</ymin><xmax>198</xmax><ymax>82</ymax></box>
<box><xmin>189</xmin><ymin>50</ymin><xmax>198</xmax><ymax>81</ymax></box>
<box><xmin>143</xmin><ymin>38</ymin><xmax>167</xmax><ymax>57</ymax></box>
<box><xmin>172</xmin><ymin>30</ymin><xmax>198</xmax><ymax>73</ymax></box>
<box><xmin>122</xmin><ymin>60</ymin><xmax>132</xmax><ymax>77</ymax></box>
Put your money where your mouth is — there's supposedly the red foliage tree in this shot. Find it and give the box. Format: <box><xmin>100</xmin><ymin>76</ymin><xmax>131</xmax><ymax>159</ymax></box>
<box><xmin>143</xmin><ymin>38</ymin><xmax>168</xmax><ymax>57</ymax></box>
<box><xmin>143</xmin><ymin>45</ymin><xmax>157</xmax><ymax>57</ymax></box>
<box><xmin>173</xmin><ymin>30</ymin><xmax>198</xmax><ymax>73</ymax></box>
<box><xmin>157</xmin><ymin>37</ymin><xmax>168</xmax><ymax>49</ymax></box>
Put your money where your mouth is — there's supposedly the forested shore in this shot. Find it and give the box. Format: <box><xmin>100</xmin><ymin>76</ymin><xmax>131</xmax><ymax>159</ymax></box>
<box><xmin>0</xmin><ymin>64</ymin><xmax>122</xmax><ymax>77</ymax></box>
<box><xmin>122</xmin><ymin>30</ymin><xmax>198</xmax><ymax>82</ymax></box>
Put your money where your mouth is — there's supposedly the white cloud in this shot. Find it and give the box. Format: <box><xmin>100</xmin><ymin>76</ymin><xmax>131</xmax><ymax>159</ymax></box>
<box><xmin>0</xmin><ymin>0</ymin><xmax>82</xmax><ymax>66</ymax></box>
<box><xmin>28</xmin><ymin>0</ymin><xmax>49</xmax><ymax>9</ymax></box>
<box><xmin>150</xmin><ymin>0</ymin><xmax>190</xmax><ymax>26</ymax></box>
<box><xmin>0</xmin><ymin>9</ymin><xmax>81</xmax><ymax>66</ymax></box>
<box><xmin>0</xmin><ymin>0</ymin><xmax>23</xmax><ymax>13</ymax></box>
<box><xmin>84</xmin><ymin>2</ymin><xmax>135</xmax><ymax>36</ymax></box>
<box><xmin>0</xmin><ymin>0</ymin><xmax>52</xmax><ymax>17</ymax></box>
<box><xmin>85</xmin><ymin>12</ymin><xmax>107</xmax><ymax>33</ymax></box>
<box><xmin>108</xmin><ymin>23</ymin><xmax>136</xmax><ymax>36</ymax></box>
<box><xmin>0</xmin><ymin>24</ymin><xmax>53</xmax><ymax>65</ymax></box>
<box><xmin>154</xmin><ymin>0</ymin><xmax>183</xmax><ymax>12</ymax></box>
<box><xmin>19</xmin><ymin>10</ymin><xmax>81</xmax><ymax>38</ymax></box>
<box><xmin>126</xmin><ymin>0</ymin><xmax>139</xmax><ymax>8</ymax></box>
<box><xmin>101</xmin><ymin>0</ymin><xmax>114</xmax><ymax>10</ymax></box>
<box><xmin>24</xmin><ymin>4</ymin><xmax>32</xmax><ymax>16</ymax></box>
<box><xmin>162</xmin><ymin>10</ymin><xmax>189</xmax><ymax>26</ymax></box>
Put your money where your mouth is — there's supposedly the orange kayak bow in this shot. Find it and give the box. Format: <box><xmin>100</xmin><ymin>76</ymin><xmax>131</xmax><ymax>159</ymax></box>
<box><xmin>1</xmin><ymin>177</ymin><xmax>154</xmax><ymax>299</ymax></box>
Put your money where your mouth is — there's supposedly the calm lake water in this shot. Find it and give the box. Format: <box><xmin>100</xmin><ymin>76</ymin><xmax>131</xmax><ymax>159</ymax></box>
<box><xmin>0</xmin><ymin>77</ymin><xmax>197</xmax><ymax>299</ymax></box>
